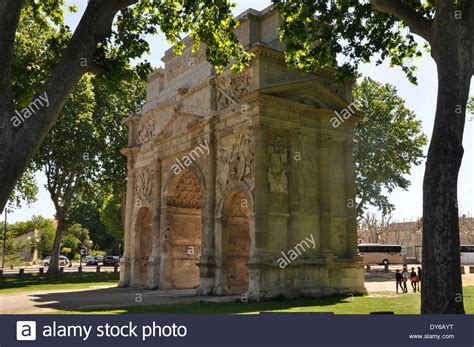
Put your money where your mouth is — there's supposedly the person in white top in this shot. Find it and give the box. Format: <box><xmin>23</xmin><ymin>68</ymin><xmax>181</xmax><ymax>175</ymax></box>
<box><xmin>401</xmin><ymin>267</ymin><xmax>409</xmax><ymax>293</ymax></box>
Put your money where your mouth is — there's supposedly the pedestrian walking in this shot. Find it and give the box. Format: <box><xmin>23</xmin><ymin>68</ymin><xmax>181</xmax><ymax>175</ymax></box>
<box><xmin>410</xmin><ymin>267</ymin><xmax>418</xmax><ymax>293</ymax></box>
<box><xmin>395</xmin><ymin>269</ymin><xmax>404</xmax><ymax>294</ymax></box>
<box><xmin>401</xmin><ymin>267</ymin><xmax>409</xmax><ymax>293</ymax></box>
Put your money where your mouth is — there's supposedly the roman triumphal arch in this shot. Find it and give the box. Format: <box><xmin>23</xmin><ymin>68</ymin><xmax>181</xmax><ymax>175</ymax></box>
<box><xmin>119</xmin><ymin>6</ymin><xmax>365</xmax><ymax>299</ymax></box>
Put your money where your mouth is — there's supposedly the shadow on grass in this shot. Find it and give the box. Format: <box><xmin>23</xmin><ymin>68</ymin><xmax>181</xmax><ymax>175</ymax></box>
<box><xmin>0</xmin><ymin>272</ymin><xmax>119</xmax><ymax>291</ymax></box>
<box><xmin>27</xmin><ymin>286</ymin><xmax>355</xmax><ymax>314</ymax></box>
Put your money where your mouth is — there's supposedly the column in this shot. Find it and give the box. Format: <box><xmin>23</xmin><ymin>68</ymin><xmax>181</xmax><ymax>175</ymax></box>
<box><xmin>318</xmin><ymin>134</ymin><xmax>333</xmax><ymax>257</ymax></box>
<box><xmin>119</xmin><ymin>148</ymin><xmax>138</xmax><ymax>287</ymax></box>
<box><xmin>328</xmin><ymin>140</ymin><xmax>348</xmax><ymax>257</ymax></box>
<box><xmin>288</xmin><ymin>129</ymin><xmax>300</xmax><ymax>250</ymax></box>
<box><xmin>344</xmin><ymin>139</ymin><xmax>360</xmax><ymax>258</ymax></box>
<box><xmin>251</xmin><ymin>122</ymin><xmax>270</xmax><ymax>258</ymax></box>
<box><xmin>198</xmin><ymin>118</ymin><xmax>217</xmax><ymax>295</ymax></box>
<box><xmin>146</xmin><ymin>158</ymin><xmax>162</xmax><ymax>289</ymax></box>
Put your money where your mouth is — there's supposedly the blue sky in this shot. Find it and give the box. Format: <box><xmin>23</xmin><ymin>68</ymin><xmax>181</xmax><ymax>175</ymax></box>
<box><xmin>6</xmin><ymin>0</ymin><xmax>474</xmax><ymax>223</ymax></box>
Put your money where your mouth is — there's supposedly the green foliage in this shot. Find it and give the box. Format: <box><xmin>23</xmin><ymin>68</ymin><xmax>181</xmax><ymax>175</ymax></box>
<box><xmin>12</xmin><ymin>8</ymin><xmax>69</xmax><ymax>109</ymax></box>
<box><xmin>67</xmin><ymin>193</ymin><xmax>121</xmax><ymax>254</ymax></box>
<box><xmin>4</xmin><ymin>215</ymin><xmax>48</xmax><ymax>238</ymax></box>
<box><xmin>274</xmin><ymin>1</ymin><xmax>434</xmax><ymax>83</ymax></box>
<box><xmin>89</xmin><ymin>250</ymin><xmax>107</xmax><ymax>257</ymax></box>
<box><xmin>354</xmin><ymin>77</ymin><xmax>427</xmax><ymax>216</ymax></box>
<box><xmin>468</xmin><ymin>97</ymin><xmax>474</xmax><ymax>115</ymax></box>
<box><xmin>61</xmin><ymin>224</ymin><xmax>92</xmax><ymax>258</ymax></box>
<box><xmin>100</xmin><ymin>194</ymin><xmax>124</xmax><ymax>244</ymax></box>
<box><xmin>0</xmin><ymin>272</ymin><xmax>119</xmax><ymax>294</ymax></box>
<box><xmin>114</xmin><ymin>0</ymin><xmax>253</xmax><ymax>74</ymax></box>
<box><xmin>37</xmin><ymin>220</ymin><xmax>55</xmax><ymax>258</ymax></box>
<box><xmin>0</xmin><ymin>216</ymin><xmax>55</xmax><ymax>263</ymax></box>
<box><xmin>8</xmin><ymin>170</ymin><xmax>38</xmax><ymax>212</ymax></box>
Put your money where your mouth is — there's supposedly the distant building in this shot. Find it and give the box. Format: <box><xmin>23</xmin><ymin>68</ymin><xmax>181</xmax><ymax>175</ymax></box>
<box><xmin>12</xmin><ymin>229</ymin><xmax>39</xmax><ymax>263</ymax></box>
<box><xmin>358</xmin><ymin>217</ymin><xmax>474</xmax><ymax>263</ymax></box>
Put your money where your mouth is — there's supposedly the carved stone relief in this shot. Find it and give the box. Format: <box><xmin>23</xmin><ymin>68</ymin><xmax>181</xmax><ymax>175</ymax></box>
<box><xmin>217</xmin><ymin>128</ymin><xmax>255</xmax><ymax>193</ymax></box>
<box><xmin>137</xmin><ymin>119</ymin><xmax>157</xmax><ymax>145</ymax></box>
<box><xmin>216</xmin><ymin>69</ymin><xmax>252</xmax><ymax>110</ymax></box>
<box><xmin>267</xmin><ymin>136</ymin><xmax>288</xmax><ymax>194</ymax></box>
<box><xmin>166</xmin><ymin>48</ymin><xmax>207</xmax><ymax>82</ymax></box>
<box><xmin>135</xmin><ymin>165</ymin><xmax>155</xmax><ymax>206</ymax></box>
<box><xmin>166</xmin><ymin>170</ymin><xmax>202</xmax><ymax>209</ymax></box>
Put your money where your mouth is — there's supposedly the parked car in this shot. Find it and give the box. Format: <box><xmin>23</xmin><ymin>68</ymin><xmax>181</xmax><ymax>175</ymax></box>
<box><xmin>85</xmin><ymin>255</ymin><xmax>103</xmax><ymax>266</ymax></box>
<box><xmin>103</xmin><ymin>256</ymin><xmax>120</xmax><ymax>266</ymax></box>
<box><xmin>41</xmin><ymin>255</ymin><xmax>69</xmax><ymax>267</ymax></box>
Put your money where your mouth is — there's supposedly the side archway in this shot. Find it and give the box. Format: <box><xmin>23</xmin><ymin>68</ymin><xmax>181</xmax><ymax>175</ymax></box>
<box><xmin>216</xmin><ymin>181</ymin><xmax>254</xmax><ymax>295</ymax></box>
<box><xmin>134</xmin><ymin>207</ymin><xmax>153</xmax><ymax>286</ymax></box>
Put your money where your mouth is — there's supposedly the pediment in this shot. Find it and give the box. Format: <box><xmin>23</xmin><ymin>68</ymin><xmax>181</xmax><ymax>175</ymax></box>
<box><xmin>158</xmin><ymin>109</ymin><xmax>206</xmax><ymax>138</ymax></box>
<box><xmin>258</xmin><ymin>78</ymin><xmax>352</xmax><ymax>112</ymax></box>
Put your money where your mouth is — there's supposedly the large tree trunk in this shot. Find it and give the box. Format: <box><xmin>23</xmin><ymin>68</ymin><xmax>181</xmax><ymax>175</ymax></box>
<box><xmin>48</xmin><ymin>218</ymin><xmax>65</xmax><ymax>274</ymax></box>
<box><xmin>0</xmin><ymin>0</ymin><xmax>24</xmax><ymax>211</ymax></box>
<box><xmin>0</xmin><ymin>0</ymin><xmax>137</xmax><ymax>214</ymax></box>
<box><xmin>422</xmin><ymin>25</ymin><xmax>472</xmax><ymax>313</ymax></box>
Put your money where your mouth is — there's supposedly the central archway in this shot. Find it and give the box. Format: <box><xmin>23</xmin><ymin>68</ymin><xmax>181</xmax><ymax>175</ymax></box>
<box><xmin>163</xmin><ymin>169</ymin><xmax>204</xmax><ymax>289</ymax></box>
<box><xmin>221</xmin><ymin>189</ymin><xmax>251</xmax><ymax>294</ymax></box>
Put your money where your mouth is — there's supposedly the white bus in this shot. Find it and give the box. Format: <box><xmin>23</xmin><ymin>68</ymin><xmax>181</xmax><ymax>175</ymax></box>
<box><xmin>460</xmin><ymin>245</ymin><xmax>474</xmax><ymax>265</ymax></box>
<box><xmin>357</xmin><ymin>244</ymin><xmax>406</xmax><ymax>266</ymax></box>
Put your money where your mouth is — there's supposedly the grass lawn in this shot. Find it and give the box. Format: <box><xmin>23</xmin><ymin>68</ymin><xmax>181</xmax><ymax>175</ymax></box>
<box><xmin>0</xmin><ymin>272</ymin><xmax>119</xmax><ymax>294</ymax></box>
<box><xmin>1</xmin><ymin>273</ymin><xmax>472</xmax><ymax>315</ymax></box>
<box><xmin>55</xmin><ymin>286</ymin><xmax>474</xmax><ymax>315</ymax></box>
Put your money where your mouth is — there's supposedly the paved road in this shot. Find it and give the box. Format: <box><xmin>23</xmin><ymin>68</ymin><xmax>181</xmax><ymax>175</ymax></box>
<box><xmin>1</xmin><ymin>263</ymin><xmax>118</xmax><ymax>276</ymax></box>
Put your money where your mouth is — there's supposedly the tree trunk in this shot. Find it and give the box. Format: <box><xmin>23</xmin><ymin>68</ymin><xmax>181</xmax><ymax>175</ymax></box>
<box><xmin>0</xmin><ymin>0</ymin><xmax>138</xmax><ymax>214</ymax></box>
<box><xmin>48</xmin><ymin>218</ymin><xmax>65</xmax><ymax>274</ymax></box>
<box><xmin>422</xmin><ymin>34</ymin><xmax>471</xmax><ymax>313</ymax></box>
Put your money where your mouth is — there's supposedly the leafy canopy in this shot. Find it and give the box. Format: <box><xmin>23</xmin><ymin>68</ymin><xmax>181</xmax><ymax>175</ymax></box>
<box><xmin>274</xmin><ymin>0</ymin><xmax>435</xmax><ymax>83</ymax></box>
<box><xmin>114</xmin><ymin>0</ymin><xmax>254</xmax><ymax>74</ymax></box>
<box><xmin>354</xmin><ymin>77</ymin><xmax>427</xmax><ymax>216</ymax></box>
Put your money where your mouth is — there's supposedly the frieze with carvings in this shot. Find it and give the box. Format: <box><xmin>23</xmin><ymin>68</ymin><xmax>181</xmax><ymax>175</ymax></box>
<box><xmin>217</xmin><ymin>128</ymin><xmax>255</xmax><ymax>192</ymax></box>
<box><xmin>137</xmin><ymin>119</ymin><xmax>157</xmax><ymax>145</ymax></box>
<box><xmin>267</xmin><ymin>136</ymin><xmax>288</xmax><ymax>194</ymax></box>
<box><xmin>216</xmin><ymin>69</ymin><xmax>252</xmax><ymax>110</ymax></box>
<box><xmin>135</xmin><ymin>166</ymin><xmax>155</xmax><ymax>206</ymax></box>
<box><xmin>166</xmin><ymin>48</ymin><xmax>207</xmax><ymax>82</ymax></box>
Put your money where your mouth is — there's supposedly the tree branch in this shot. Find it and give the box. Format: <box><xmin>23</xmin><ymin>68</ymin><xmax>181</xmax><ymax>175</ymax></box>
<box><xmin>435</xmin><ymin>1</ymin><xmax>455</xmax><ymax>19</ymax></box>
<box><xmin>371</xmin><ymin>0</ymin><xmax>433</xmax><ymax>42</ymax></box>
<box><xmin>0</xmin><ymin>0</ymin><xmax>23</xmax><ymax>97</ymax></box>
<box><xmin>0</xmin><ymin>0</ymin><xmax>138</xmax><ymax>214</ymax></box>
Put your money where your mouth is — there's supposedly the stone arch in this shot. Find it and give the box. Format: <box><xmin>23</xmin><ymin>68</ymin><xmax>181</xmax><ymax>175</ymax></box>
<box><xmin>217</xmin><ymin>181</ymin><xmax>253</xmax><ymax>295</ymax></box>
<box><xmin>161</xmin><ymin>166</ymin><xmax>205</xmax><ymax>289</ymax></box>
<box><xmin>163</xmin><ymin>162</ymin><xmax>206</xmax><ymax>203</ymax></box>
<box><xmin>134</xmin><ymin>207</ymin><xmax>153</xmax><ymax>286</ymax></box>
<box><xmin>216</xmin><ymin>180</ymin><xmax>254</xmax><ymax>218</ymax></box>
